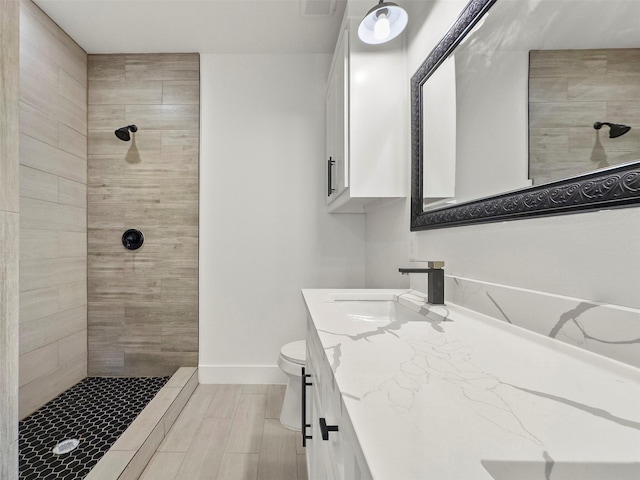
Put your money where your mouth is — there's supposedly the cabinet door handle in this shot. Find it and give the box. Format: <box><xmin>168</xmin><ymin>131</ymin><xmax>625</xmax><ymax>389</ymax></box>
<box><xmin>327</xmin><ymin>157</ymin><xmax>335</xmax><ymax>196</ymax></box>
<box><xmin>319</xmin><ymin>417</ymin><xmax>339</xmax><ymax>441</ymax></box>
<box><xmin>301</xmin><ymin>367</ymin><xmax>313</xmax><ymax>447</ymax></box>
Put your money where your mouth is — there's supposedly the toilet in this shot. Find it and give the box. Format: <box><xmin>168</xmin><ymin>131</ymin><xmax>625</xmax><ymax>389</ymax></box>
<box><xmin>278</xmin><ymin>340</ymin><xmax>306</xmax><ymax>431</ymax></box>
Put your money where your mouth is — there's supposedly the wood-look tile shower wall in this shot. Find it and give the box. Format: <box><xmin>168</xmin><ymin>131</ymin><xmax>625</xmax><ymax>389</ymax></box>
<box><xmin>87</xmin><ymin>54</ymin><xmax>199</xmax><ymax>376</ymax></box>
<box><xmin>529</xmin><ymin>48</ymin><xmax>640</xmax><ymax>185</ymax></box>
<box><xmin>1</xmin><ymin>0</ymin><xmax>20</xmax><ymax>476</ymax></box>
<box><xmin>18</xmin><ymin>0</ymin><xmax>88</xmax><ymax>419</ymax></box>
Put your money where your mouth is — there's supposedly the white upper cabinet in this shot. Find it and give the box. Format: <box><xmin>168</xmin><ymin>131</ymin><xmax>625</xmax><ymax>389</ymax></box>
<box><xmin>325</xmin><ymin>16</ymin><xmax>405</xmax><ymax>213</ymax></box>
<box><xmin>326</xmin><ymin>28</ymin><xmax>349</xmax><ymax>202</ymax></box>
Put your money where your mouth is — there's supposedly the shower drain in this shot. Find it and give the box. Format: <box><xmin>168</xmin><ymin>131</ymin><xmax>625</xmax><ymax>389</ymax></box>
<box><xmin>52</xmin><ymin>438</ymin><xmax>80</xmax><ymax>455</ymax></box>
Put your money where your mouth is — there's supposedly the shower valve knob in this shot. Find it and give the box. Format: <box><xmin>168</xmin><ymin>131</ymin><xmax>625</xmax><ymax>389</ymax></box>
<box><xmin>122</xmin><ymin>229</ymin><xmax>144</xmax><ymax>250</ymax></box>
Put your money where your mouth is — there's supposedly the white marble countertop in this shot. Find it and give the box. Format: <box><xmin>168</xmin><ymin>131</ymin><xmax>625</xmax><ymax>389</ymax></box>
<box><xmin>302</xmin><ymin>289</ymin><xmax>640</xmax><ymax>480</ymax></box>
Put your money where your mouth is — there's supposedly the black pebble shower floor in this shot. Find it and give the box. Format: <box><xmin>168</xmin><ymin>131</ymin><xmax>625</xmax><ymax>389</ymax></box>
<box><xmin>19</xmin><ymin>376</ymin><xmax>170</xmax><ymax>480</ymax></box>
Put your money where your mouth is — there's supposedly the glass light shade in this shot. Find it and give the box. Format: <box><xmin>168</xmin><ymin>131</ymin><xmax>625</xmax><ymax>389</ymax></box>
<box><xmin>358</xmin><ymin>1</ymin><xmax>408</xmax><ymax>45</ymax></box>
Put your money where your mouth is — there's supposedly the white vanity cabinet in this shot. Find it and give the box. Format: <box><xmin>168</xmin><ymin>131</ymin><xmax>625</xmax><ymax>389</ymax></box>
<box><xmin>325</xmin><ymin>17</ymin><xmax>405</xmax><ymax>213</ymax></box>
<box><xmin>305</xmin><ymin>318</ymin><xmax>372</xmax><ymax>480</ymax></box>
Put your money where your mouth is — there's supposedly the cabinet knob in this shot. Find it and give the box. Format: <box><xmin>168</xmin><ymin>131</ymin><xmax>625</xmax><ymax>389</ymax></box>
<box><xmin>319</xmin><ymin>417</ymin><xmax>339</xmax><ymax>441</ymax></box>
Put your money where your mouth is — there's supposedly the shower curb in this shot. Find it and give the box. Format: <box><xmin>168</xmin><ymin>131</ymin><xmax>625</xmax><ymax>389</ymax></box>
<box><xmin>85</xmin><ymin>367</ymin><xmax>198</xmax><ymax>480</ymax></box>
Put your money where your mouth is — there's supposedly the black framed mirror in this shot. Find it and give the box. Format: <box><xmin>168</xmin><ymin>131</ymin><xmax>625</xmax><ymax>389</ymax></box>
<box><xmin>410</xmin><ymin>0</ymin><xmax>640</xmax><ymax>231</ymax></box>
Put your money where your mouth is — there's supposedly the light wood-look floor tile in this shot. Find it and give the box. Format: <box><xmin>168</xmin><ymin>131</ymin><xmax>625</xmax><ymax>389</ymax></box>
<box><xmin>205</xmin><ymin>384</ymin><xmax>243</xmax><ymax>419</ymax></box>
<box><xmin>174</xmin><ymin>417</ymin><xmax>232</xmax><ymax>480</ymax></box>
<box><xmin>141</xmin><ymin>384</ymin><xmax>306</xmax><ymax>480</ymax></box>
<box><xmin>216</xmin><ymin>453</ymin><xmax>259</xmax><ymax>480</ymax></box>
<box><xmin>193</xmin><ymin>383</ymin><xmax>219</xmax><ymax>396</ymax></box>
<box><xmin>256</xmin><ymin>419</ymin><xmax>298</xmax><ymax>480</ymax></box>
<box><xmin>158</xmin><ymin>393</ymin><xmax>213</xmax><ymax>452</ymax></box>
<box><xmin>139</xmin><ymin>452</ymin><xmax>184</xmax><ymax>480</ymax></box>
<box><xmin>265</xmin><ymin>384</ymin><xmax>286</xmax><ymax>419</ymax></box>
<box><xmin>225</xmin><ymin>394</ymin><xmax>266</xmax><ymax>454</ymax></box>
<box><xmin>243</xmin><ymin>384</ymin><xmax>268</xmax><ymax>394</ymax></box>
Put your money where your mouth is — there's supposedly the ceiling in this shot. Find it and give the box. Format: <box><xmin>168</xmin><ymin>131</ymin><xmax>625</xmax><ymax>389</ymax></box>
<box><xmin>34</xmin><ymin>0</ymin><xmax>348</xmax><ymax>54</ymax></box>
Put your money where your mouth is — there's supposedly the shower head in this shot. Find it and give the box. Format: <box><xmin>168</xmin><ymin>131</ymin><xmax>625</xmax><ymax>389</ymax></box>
<box><xmin>593</xmin><ymin>122</ymin><xmax>631</xmax><ymax>138</ymax></box>
<box><xmin>114</xmin><ymin>124</ymin><xmax>138</xmax><ymax>141</ymax></box>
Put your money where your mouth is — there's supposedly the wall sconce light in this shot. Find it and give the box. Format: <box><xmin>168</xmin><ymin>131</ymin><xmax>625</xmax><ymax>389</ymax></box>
<box><xmin>593</xmin><ymin>121</ymin><xmax>631</xmax><ymax>138</ymax></box>
<box><xmin>358</xmin><ymin>0</ymin><xmax>408</xmax><ymax>45</ymax></box>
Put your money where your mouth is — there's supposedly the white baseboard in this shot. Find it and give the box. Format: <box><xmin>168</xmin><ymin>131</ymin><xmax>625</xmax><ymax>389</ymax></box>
<box><xmin>198</xmin><ymin>365</ymin><xmax>287</xmax><ymax>384</ymax></box>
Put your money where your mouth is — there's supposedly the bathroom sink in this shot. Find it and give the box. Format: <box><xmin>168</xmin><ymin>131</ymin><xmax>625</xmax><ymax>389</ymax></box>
<box><xmin>481</xmin><ymin>460</ymin><xmax>640</xmax><ymax>480</ymax></box>
<box><xmin>334</xmin><ymin>299</ymin><xmax>427</xmax><ymax>323</ymax></box>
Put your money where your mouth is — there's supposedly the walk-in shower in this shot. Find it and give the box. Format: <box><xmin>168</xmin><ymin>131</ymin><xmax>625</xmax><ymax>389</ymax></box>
<box><xmin>19</xmin><ymin>377</ymin><xmax>168</xmax><ymax>480</ymax></box>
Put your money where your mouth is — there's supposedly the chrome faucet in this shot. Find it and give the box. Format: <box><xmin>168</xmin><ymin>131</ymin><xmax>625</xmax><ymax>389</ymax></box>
<box><xmin>399</xmin><ymin>261</ymin><xmax>445</xmax><ymax>305</ymax></box>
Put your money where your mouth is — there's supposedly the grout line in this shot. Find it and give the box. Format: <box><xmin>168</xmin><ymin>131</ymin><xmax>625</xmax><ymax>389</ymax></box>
<box><xmin>220</xmin><ymin>392</ymin><xmax>240</xmax><ymax>454</ymax></box>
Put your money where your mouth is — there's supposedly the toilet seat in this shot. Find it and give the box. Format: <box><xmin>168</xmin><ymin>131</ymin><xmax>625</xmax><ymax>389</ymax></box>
<box><xmin>280</xmin><ymin>340</ymin><xmax>306</xmax><ymax>365</ymax></box>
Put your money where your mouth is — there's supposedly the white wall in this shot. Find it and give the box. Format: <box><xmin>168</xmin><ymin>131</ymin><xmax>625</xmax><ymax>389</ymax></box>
<box><xmin>365</xmin><ymin>0</ymin><xmax>464</xmax><ymax>287</ymax></box>
<box><xmin>365</xmin><ymin>199</ymin><xmax>410</xmax><ymax>288</ymax></box>
<box><xmin>199</xmin><ymin>54</ymin><xmax>366</xmax><ymax>383</ymax></box>
<box><xmin>365</xmin><ymin>0</ymin><xmax>640</xmax><ymax>364</ymax></box>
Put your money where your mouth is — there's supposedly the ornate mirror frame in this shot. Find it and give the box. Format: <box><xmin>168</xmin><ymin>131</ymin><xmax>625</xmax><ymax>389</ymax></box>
<box><xmin>410</xmin><ymin>0</ymin><xmax>640</xmax><ymax>231</ymax></box>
